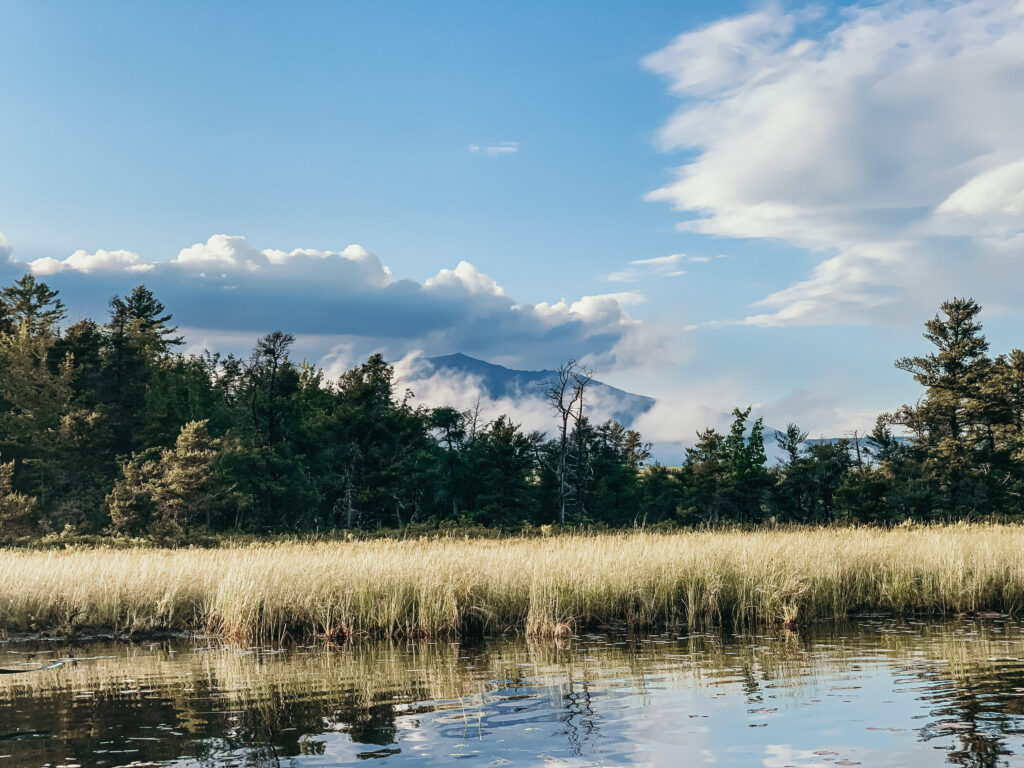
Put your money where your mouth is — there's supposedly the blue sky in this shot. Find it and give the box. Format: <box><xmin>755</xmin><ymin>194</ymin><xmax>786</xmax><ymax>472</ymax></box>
<box><xmin>3</xmin><ymin>0</ymin><xmax>1024</xmax><ymax>442</ymax></box>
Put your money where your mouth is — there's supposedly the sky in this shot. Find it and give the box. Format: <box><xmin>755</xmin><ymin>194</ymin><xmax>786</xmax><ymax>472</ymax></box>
<box><xmin>3</xmin><ymin>0</ymin><xmax>1024</xmax><ymax>444</ymax></box>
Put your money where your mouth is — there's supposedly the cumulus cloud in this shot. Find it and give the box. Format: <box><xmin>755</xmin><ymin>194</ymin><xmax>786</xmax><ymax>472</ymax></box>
<box><xmin>533</xmin><ymin>291</ymin><xmax>643</xmax><ymax>326</ymax></box>
<box><xmin>172</xmin><ymin>234</ymin><xmax>394</xmax><ymax>287</ymax></box>
<box><xmin>423</xmin><ymin>261</ymin><xmax>505</xmax><ymax>296</ymax></box>
<box><xmin>645</xmin><ymin>0</ymin><xmax>1024</xmax><ymax>326</ymax></box>
<box><xmin>28</xmin><ymin>248</ymin><xmax>155</xmax><ymax>276</ymax></box>
<box><xmin>4</xmin><ymin>233</ymin><xmax>659</xmax><ymax>371</ymax></box>
<box><xmin>0</xmin><ymin>232</ymin><xmax>11</xmax><ymax>264</ymax></box>
<box><xmin>469</xmin><ymin>142</ymin><xmax>519</xmax><ymax>157</ymax></box>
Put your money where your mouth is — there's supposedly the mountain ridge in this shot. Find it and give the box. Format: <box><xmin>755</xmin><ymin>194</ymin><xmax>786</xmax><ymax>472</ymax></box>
<box><xmin>421</xmin><ymin>353</ymin><xmax>657</xmax><ymax>428</ymax></box>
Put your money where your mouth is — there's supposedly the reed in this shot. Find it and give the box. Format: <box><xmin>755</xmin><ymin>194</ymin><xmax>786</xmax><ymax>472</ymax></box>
<box><xmin>1</xmin><ymin>524</ymin><xmax>1023</xmax><ymax>641</ymax></box>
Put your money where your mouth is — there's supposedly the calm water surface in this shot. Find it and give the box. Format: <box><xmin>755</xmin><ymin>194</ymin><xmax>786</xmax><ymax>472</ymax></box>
<box><xmin>3</xmin><ymin>619</ymin><xmax>1024</xmax><ymax>767</ymax></box>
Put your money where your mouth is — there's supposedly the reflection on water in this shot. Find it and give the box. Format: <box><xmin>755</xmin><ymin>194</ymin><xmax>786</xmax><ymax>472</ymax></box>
<box><xmin>3</xmin><ymin>620</ymin><xmax>1024</xmax><ymax>766</ymax></box>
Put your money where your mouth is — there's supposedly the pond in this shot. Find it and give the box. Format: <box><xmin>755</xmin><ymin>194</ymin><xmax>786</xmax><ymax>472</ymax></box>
<box><xmin>2</xmin><ymin>619</ymin><xmax>1024</xmax><ymax>766</ymax></box>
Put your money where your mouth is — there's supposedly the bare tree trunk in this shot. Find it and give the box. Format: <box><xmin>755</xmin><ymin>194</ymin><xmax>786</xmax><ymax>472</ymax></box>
<box><xmin>544</xmin><ymin>360</ymin><xmax>594</xmax><ymax>526</ymax></box>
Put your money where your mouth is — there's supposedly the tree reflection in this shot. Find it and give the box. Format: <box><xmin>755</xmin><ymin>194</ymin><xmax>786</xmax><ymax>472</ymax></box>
<box><xmin>2</xmin><ymin>621</ymin><xmax>1024</xmax><ymax>766</ymax></box>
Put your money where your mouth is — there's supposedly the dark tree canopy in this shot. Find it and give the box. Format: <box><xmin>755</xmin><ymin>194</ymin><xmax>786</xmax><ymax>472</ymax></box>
<box><xmin>1</xmin><ymin>275</ymin><xmax>1023</xmax><ymax>543</ymax></box>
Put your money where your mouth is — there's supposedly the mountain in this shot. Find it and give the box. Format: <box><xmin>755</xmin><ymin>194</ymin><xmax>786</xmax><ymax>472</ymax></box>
<box><xmin>416</xmin><ymin>354</ymin><xmax>894</xmax><ymax>465</ymax></box>
<box><xmin>420</xmin><ymin>353</ymin><xmax>656</xmax><ymax>427</ymax></box>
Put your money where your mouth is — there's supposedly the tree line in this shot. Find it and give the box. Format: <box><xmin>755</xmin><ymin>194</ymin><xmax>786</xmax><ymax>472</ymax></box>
<box><xmin>1</xmin><ymin>274</ymin><xmax>1023</xmax><ymax>542</ymax></box>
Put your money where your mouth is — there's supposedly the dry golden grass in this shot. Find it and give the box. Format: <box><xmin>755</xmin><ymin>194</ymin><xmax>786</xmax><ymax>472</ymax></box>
<box><xmin>2</xmin><ymin>524</ymin><xmax>1023</xmax><ymax>641</ymax></box>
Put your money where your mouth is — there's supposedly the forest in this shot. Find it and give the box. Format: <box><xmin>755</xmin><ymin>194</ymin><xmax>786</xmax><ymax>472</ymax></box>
<box><xmin>1</xmin><ymin>273</ymin><xmax>1023</xmax><ymax>543</ymax></box>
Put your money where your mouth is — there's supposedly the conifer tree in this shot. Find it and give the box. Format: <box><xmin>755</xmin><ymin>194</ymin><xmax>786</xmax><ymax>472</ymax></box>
<box><xmin>0</xmin><ymin>274</ymin><xmax>66</xmax><ymax>336</ymax></box>
<box><xmin>149</xmin><ymin>420</ymin><xmax>237</xmax><ymax>534</ymax></box>
<box><xmin>894</xmin><ymin>297</ymin><xmax>992</xmax><ymax>514</ymax></box>
<box><xmin>0</xmin><ymin>456</ymin><xmax>37</xmax><ymax>543</ymax></box>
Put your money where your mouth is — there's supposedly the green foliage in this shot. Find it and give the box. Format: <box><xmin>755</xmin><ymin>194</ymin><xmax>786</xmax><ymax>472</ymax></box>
<box><xmin>1</xmin><ymin>274</ymin><xmax>66</xmax><ymax>336</ymax></box>
<box><xmin>0</xmin><ymin>456</ymin><xmax>37</xmax><ymax>543</ymax></box>
<box><xmin>2</xmin><ymin>272</ymin><xmax>1024</xmax><ymax>541</ymax></box>
<box><xmin>107</xmin><ymin>420</ymin><xmax>241</xmax><ymax>540</ymax></box>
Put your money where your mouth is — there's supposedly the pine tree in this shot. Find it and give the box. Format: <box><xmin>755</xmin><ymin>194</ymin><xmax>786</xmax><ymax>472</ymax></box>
<box><xmin>776</xmin><ymin>423</ymin><xmax>808</xmax><ymax>467</ymax></box>
<box><xmin>107</xmin><ymin>421</ymin><xmax>239</xmax><ymax>538</ymax></box>
<box><xmin>106</xmin><ymin>450</ymin><xmax>160</xmax><ymax>536</ymax></box>
<box><xmin>108</xmin><ymin>285</ymin><xmax>184</xmax><ymax>354</ymax></box>
<box><xmin>0</xmin><ymin>457</ymin><xmax>37</xmax><ymax>543</ymax></box>
<box><xmin>894</xmin><ymin>297</ymin><xmax>992</xmax><ymax>515</ymax></box>
<box><xmin>0</xmin><ymin>274</ymin><xmax>66</xmax><ymax>336</ymax></box>
<box><xmin>149</xmin><ymin>420</ymin><xmax>237</xmax><ymax>535</ymax></box>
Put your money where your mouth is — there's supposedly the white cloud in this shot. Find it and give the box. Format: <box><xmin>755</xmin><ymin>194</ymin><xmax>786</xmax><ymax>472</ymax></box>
<box><xmin>934</xmin><ymin>158</ymin><xmax>1024</xmax><ymax>238</ymax></box>
<box><xmin>0</xmin><ymin>232</ymin><xmax>11</xmax><ymax>264</ymax></box>
<box><xmin>424</xmin><ymin>260</ymin><xmax>505</xmax><ymax>296</ymax></box>
<box><xmin>630</xmin><ymin>254</ymin><xmax>681</xmax><ymax>267</ymax></box>
<box><xmin>633</xmin><ymin>378</ymin><xmax>744</xmax><ymax>445</ymax></box>
<box><xmin>28</xmin><ymin>248</ymin><xmax>155</xmax><ymax>275</ymax></box>
<box><xmin>534</xmin><ymin>291</ymin><xmax>644</xmax><ymax>326</ymax></box>
<box><xmin>7</xmin><ymin>233</ymin><xmax>658</xmax><ymax>372</ymax></box>
<box><xmin>171</xmin><ymin>235</ymin><xmax>394</xmax><ymax>286</ymax></box>
<box><xmin>469</xmin><ymin>141</ymin><xmax>519</xmax><ymax>157</ymax></box>
<box><xmin>607</xmin><ymin>254</ymin><xmax>687</xmax><ymax>282</ymax></box>
<box><xmin>645</xmin><ymin>0</ymin><xmax>1024</xmax><ymax>326</ymax></box>
<box><xmin>606</xmin><ymin>270</ymin><xmax>641</xmax><ymax>283</ymax></box>
<box><xmin>174</xmin><ymin>234</ymin><xmax>265</xmax><ymax>270</ymax></box>
<box><xmin>643</xmin><ymin>9</ymin><xmax>799</xmax><ymax>97</ymax></box>
<box><xmin>394</xmin><ymin>352</ymin><xmax>556</xmax><ymax>434</ymax></box>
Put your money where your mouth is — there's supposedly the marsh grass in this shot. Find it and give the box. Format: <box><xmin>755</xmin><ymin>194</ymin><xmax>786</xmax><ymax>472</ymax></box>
<box><xmin>2</xmin><ymin>525</ymin><xmax>1024</xmax><ymax>641</ymax></box>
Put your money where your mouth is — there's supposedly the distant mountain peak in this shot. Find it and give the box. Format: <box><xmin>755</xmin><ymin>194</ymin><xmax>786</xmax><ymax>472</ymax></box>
<box><xmin>419</xmin><ymin>353</ymin><xmax>654</xmax><ymax>427</ymax></box>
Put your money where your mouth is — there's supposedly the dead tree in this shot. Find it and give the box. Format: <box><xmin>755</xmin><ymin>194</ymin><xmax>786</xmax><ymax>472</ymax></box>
<box><xmin>544</xmin><ymin>360</ymin><xmax>594</xmax><ymax>526</ymax></box>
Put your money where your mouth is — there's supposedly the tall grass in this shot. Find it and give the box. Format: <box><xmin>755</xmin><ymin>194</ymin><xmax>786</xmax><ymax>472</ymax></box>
<box><xmin>2</xmin><ymin>524</ymin><xmax>1023</xmax><ymax>641</ymax></box>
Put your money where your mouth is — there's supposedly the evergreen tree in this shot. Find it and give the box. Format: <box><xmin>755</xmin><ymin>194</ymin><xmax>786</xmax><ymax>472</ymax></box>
<box><xmin>638</xmin><ymin>464</ymin><xmax>683</xmax><ymax>524</ymax></box>
<box><xmin>106</xmin><ymin>449</ymin><xmax>160</xmax><ymax>536</ymax></box>
<box><xmin>107</xmin><ymin>421</ymin><xmax>239</xmax><ymax>538</ymax></box>
<box><xmin>722</xmin><ymin>407</ymin><xmax>771</xmax><ymax>522</ymax></box>
<box><xmin>0</xmin><ymin>326</ymin><xmax>74</xmax><ymax>520</ymax></box>
<box><xmin>110</xmin><ymin>285</ymin><xmax>184</xmax><ymax>354</ymax></box>
<box><xmin>776</xmin><ymin>423</ymin><xmax>808</xmax><ymax>467</ymax></box>
<box><xmin>587</xmin><ymin>420</ymin><xmax>650</xmax><ymax>526</ymax></box>
<box><xmin>681</xmin><ymin>427</ymin><xmax>728</xmax><ymax>524</ymax></box>
<box><xmin>148</xmin><ymin>420</ymin><xmax>239</xmax><ymax>535</ymax></box>
<box><xmin>464</xmin><ymin>416</ymin><xmax>540</xmax><ymax>526</ymax></box>
<box><xmin>49</xmin><ymin>320</ymin><xmax>105</xmax><ymax>406</ymax></box>
<box><xmin>0</xmin><ymin>456</ymin><xmax>37</xmax><ymax>543</ymax></box>
<box><xmin>804</xmin><ymin>440</ymin><xmax>852</xmax><ymax>522</ymax></box>
<box><xmin>431</xmin><ymin>406</ymin><xmax>468</xmax><ymax>521</ymax></box>
<box><xmin>102</xmin><ymin>286</ymin><xmax>184</xmax><ymax>454</ymax></box>
<box><xmin>894</xmin><ymin>298</ymin><xmax>992</xmax><ymax>515</ymax></box>
<box><xmin>1</xmin><ymin>274</ymin><xmax>66</xmax><ymax>336</ymax></box>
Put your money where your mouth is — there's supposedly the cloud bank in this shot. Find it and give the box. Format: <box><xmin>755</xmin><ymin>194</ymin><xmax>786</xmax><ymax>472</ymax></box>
<box><xmin>1</xmin><ymin>233</ymin><xmax>654</xmax><ymax>371</ymax></box>
<box><xmin>645</xmin><ymin>0</ymin><xmax>1024</xmax><ymax>326</ymax></box>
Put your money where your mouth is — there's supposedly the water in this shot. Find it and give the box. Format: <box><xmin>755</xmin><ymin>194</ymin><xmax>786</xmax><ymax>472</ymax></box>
<box><xmin>3</xmin><ymin>619</ymin><xmax>1024</xmax><ymax>767</ymax></box>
